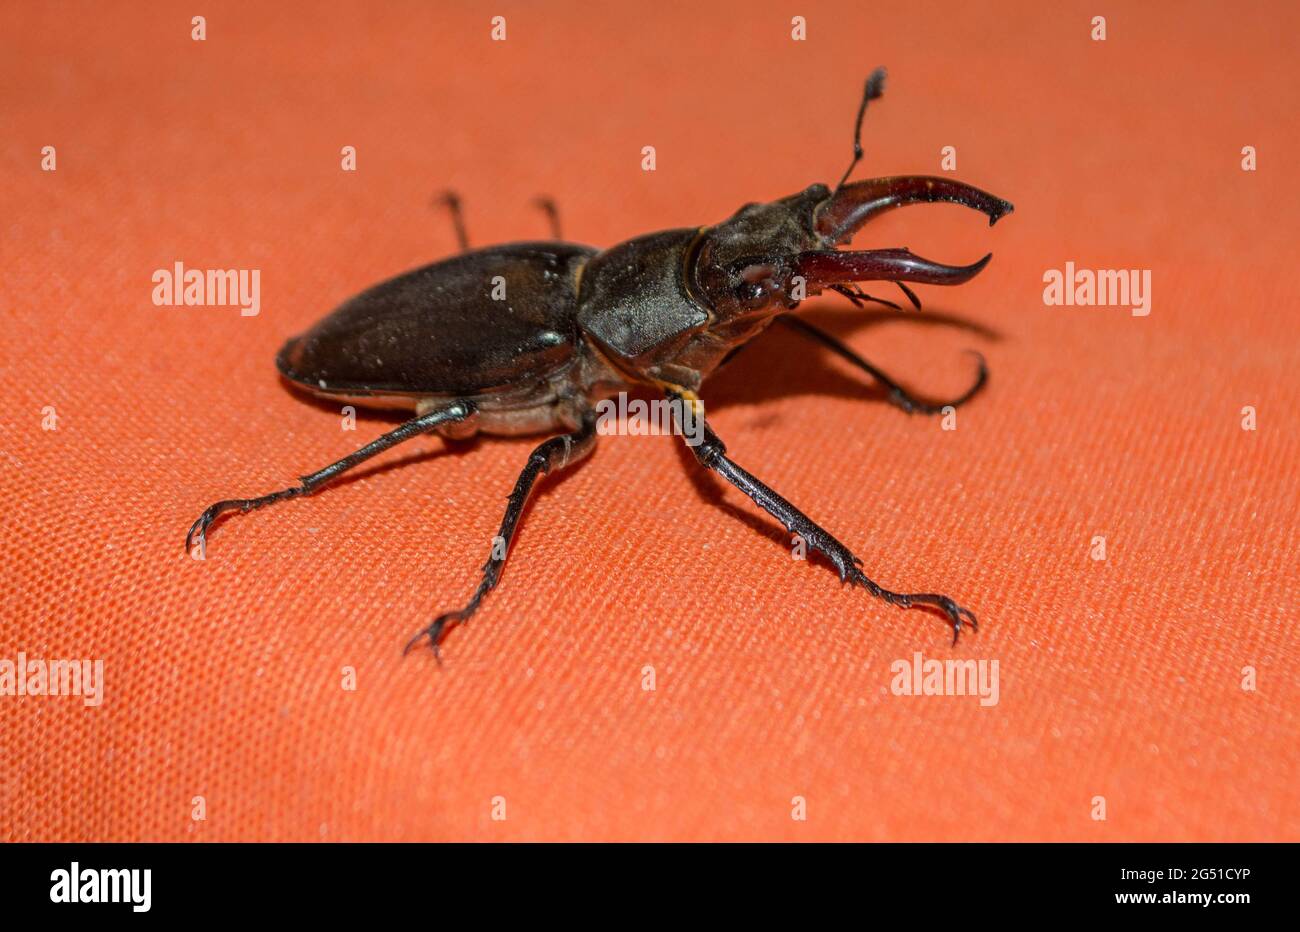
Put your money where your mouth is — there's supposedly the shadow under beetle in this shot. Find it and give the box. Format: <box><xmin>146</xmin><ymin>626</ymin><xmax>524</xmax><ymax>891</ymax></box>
<box><xmin>186</xmin><ymin>68</ymin><xmax>1014</xmax><ymax>657</ymax></box>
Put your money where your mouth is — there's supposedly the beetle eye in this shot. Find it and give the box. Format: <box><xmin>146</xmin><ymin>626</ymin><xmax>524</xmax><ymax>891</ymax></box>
<box><xmin>735</xmin><ymin>281</ymin><xmax>767</xmax><ymax>305</ymax></box>
<box><xmin>732</xmin><ymin>262</ymin><xmax>778</xmax><ymax>308</ymax></box>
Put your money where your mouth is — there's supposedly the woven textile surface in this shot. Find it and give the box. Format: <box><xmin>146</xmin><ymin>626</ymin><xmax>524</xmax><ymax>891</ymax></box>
<box><xmin>2</xmin><ymin>1</ymin><xmax>1296</xmax><ymax>840</ymax></box>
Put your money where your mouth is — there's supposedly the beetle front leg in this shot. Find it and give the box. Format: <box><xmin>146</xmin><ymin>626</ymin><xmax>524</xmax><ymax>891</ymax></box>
<box><xmin>404</xmin><ymin>410</ymin><xmax>598</xmax><ymax>661</ymax></box>
<box><xmin>778</xmin><ymin>316</ymin><xmax>987</xmax><ymax>415</ymax></box>
<box><xmin>669</xmin><ymin>394</ymin><xmax>976</xmax><ymax>644</ymax></box>
<box><xmin>185</xmin><ymin>401</ymin><xmax>477</xmax><ymax>556</ymax></box>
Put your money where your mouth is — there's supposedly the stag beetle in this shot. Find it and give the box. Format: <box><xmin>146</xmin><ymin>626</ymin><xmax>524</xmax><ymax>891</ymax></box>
<box><xmin>186</xmin><ymin>68</ymin><xmax>1013</xmax><ymax>656</ymax></box>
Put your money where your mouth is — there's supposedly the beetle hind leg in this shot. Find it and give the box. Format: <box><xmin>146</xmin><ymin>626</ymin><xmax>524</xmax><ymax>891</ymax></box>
<box><xmin>435</xmin><ymin>190</ymin><xmax>565</xmax><ymax>251</ymax></box>
<box><xmin>532</xmin><ymin>196</ymin><xmax>562</xmax><ymax>239</ymax></box>
<box><xmin>404</xmin><ymin>411</ymin><xmax>598</xmax><ymax>662</ymax></box>
<box><xmin>184</xmin><ymin>401</ymin><xmax>477</xmax><ymax>557</ymax></box>
<box><xmin>434</xmin><ymin>190</ymin><xmax>470</xmax><ymax>251</ymax></box>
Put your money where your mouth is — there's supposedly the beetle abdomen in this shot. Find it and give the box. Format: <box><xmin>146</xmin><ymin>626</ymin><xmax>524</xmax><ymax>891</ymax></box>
<box><xmin>277</xmin><ymin>242</ymin><xmax>596</xmax><ymax>401</ymax></box>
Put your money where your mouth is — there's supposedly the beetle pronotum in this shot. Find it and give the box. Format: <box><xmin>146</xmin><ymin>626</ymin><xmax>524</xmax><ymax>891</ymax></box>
<box><xmin>186</xmin><ymin>68</ymin><xmax>1013</xmax><ymax>657</ymax></box>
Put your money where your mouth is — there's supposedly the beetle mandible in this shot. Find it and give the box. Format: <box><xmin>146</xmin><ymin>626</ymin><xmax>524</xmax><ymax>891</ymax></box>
<box><xmin>186</xmin><ymin>68</ymin><xmax>1014</xmax><ymax>656</ymax></box>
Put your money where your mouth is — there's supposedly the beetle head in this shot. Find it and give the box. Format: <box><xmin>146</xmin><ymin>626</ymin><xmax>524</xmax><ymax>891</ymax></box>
<box><xmin>691</xmin><ymin>66</ymin><xmax>1012</xmax><ymax>341</ymax></box>
<box><xmin>690</xmin><ymin>176</ymin><xmax>1014</xmax><ymax>334</ymax></box>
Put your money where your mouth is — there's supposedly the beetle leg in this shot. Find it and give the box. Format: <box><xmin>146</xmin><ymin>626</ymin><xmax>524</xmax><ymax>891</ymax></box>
<box><xmin>533</xmin><ymin>196</ymin><xmax>562</xmax><ymax>239</ymax></box>
<box><xmin>667</xmin><ymin>393</ymin><xmax>977</xmax><ymax>645</ymax></box>
<box><xmin>436</xmin><ymin>191</ymin><xmax>563</xmax><ymax>250</ymax></box>
<box><xmin>184</xmin><ymin>401</ymin><xmax>477</xmax><ymax>557</ymax></box>
<box><xmin>404</xmin><ymin>410</ymin><xmax>598</xmax><ymax>662</ymax></box>
<box><xmin>777</xmin><ymin>316</ymin><xmax>987</xmax><ymax>415</ymax></box>
<box><xmin>434</xmin><ymin>189</ymin><xmax>470</xmax><ymax>251</ymax></box>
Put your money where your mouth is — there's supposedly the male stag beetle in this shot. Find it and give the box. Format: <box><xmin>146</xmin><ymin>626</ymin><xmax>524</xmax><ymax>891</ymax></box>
<box><xmin>186</xmin><ymin>68</ymin><xmax>1013</xmax><ymax>656</ymax></box>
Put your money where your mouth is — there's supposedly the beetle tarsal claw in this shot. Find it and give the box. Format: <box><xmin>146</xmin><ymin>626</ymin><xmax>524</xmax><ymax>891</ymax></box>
<box><xmin>184</xmin><ymin>513</ymin><xmax>211</xmax><ymax>555</ymax></box>
<box><xmin>184</xmin><ymin>488</ymin><xmax>305</xmax><ymax>556</ymax></box>
<box><xmin>403</xmin><ymin>612</ymin><xmax>463</xmax><ymax>664</ymax></box>
<box><xmin>893</xmin><ymin>590</ymin><xmax>977</xmax><ymax>644</ymax></box>
<box><xmin>836</xmin><ymin>561</ymin><xmax>969</xmax><ymax>636</ymax></box>
<box><xmin>184</xmin><ymin>500</ymin><xmax>236</xmax><ymax>555</ymax></box>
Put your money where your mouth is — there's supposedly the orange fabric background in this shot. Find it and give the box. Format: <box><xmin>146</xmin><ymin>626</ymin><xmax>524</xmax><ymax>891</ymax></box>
<box><xmin>3</xmin><ymin>1</ymin><xmax>1297</xmax><ymax>841</ymax></box>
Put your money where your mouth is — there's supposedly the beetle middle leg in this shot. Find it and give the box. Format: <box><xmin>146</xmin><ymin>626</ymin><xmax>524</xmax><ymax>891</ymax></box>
<box><xmin>668</xmin><ymin>392</ymin><xmax>976</xmax><ymax>644</ymax></box>
<box><xmin>404</xmin><ymin>410</ymin><xmax>598</xmax><ymax>661</ymax></box>
<box><xmin>185</xmin><ymin>400</ymin><xmax>477</xmax><ymax>556</ymax></box>
<box><xmin>778</xmin><ymin>316</ymin><xmax>987</xmax><ymax>415</ymax></box>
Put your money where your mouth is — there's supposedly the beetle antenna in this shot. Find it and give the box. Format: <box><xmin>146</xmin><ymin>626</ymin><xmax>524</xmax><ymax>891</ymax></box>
<box><xmin>830</xmin><ymin>283</ymin><xmax>903</xmax><ymax>311</ymax></box>
<box><xmin>835</xmin><ymin>67</ymin><xmax>887</xmax><ymax>192</ymax></box>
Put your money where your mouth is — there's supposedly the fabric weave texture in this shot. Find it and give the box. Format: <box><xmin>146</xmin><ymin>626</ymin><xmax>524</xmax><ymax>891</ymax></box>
<box><xmin>2</xmin><ymin>1</ymin><xmax>1297</xmax><ymax>841</ymax></box>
